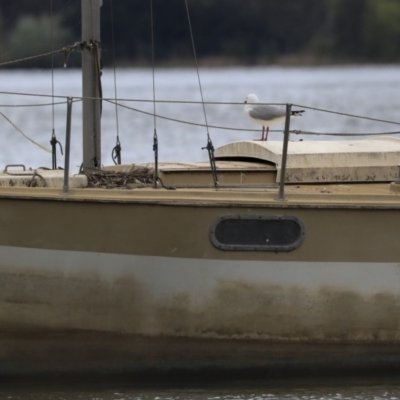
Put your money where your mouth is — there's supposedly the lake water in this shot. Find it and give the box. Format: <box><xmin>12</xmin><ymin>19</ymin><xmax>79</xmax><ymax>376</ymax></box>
<box><xmin>1</xmin><ymin>65</ymin><xmax>400</xmax><ymax>397</ymax></box>
<box><xmin>3</xmin><ymin>377</ymin><xmax>400</xmax><ymax>400</ymax></box>
<box><xmin>0</xmin><ymin>65</ymin><xmax>400</xmax><ymax>172</ymax></box>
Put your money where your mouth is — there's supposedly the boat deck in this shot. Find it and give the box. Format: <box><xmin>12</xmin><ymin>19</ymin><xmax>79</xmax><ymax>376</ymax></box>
<box><xmin>0</xmin><ymin>138</ymin><xmax>399</xmax><ymax>207</ymax></box>
<box><xmin>0</xmin><ymin>181</ymin><xmax>399</xmax><ymax>208</ymax></box>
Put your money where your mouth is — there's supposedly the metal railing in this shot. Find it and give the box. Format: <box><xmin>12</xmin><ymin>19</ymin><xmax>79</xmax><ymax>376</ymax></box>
<box><xmin>62</xmin><ymin>98</ymin><xmax>73</xmax><ymax>194</ymax></box>
<box><xmin>278</xmin><ymin>104</ymin><xmax>292</xmax><ymax>201</ymax></box>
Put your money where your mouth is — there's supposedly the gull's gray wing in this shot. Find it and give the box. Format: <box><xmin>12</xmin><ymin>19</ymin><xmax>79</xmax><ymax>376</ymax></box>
<box><xmin>248</xmin><ymin>104</ymin><xmax>286</xmax><ymax>121</ymax></box>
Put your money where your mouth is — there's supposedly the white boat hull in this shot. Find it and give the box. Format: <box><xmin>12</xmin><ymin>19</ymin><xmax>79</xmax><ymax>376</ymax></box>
<box><xmin>1</xmin><ymin>186</ymin><xmax>399</xmax><ymax>376</ymax></box>
<box><xmin>2</xmin><ymin>244</ymin><xmax>400</xmax><ymax>377</ymax></box>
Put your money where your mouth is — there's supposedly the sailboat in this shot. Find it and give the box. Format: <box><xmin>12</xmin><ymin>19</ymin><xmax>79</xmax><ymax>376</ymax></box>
<box><xmin>1</xmin><ymin>0</ymin><xmax>400</xmax><ymax>379</ymax></box>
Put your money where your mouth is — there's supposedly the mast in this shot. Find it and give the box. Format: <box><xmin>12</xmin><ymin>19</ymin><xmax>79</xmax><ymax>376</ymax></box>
<box><xmin>82</xmin><ymin>0</ymin><xmax>102</xmax><ymax>171</ymax></box>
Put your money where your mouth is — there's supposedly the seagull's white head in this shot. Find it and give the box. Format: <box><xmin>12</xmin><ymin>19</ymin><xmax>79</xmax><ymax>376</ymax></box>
<box><xmin>244</xmin><ymin>93</ymin><xmax>259</xmax><ymax>104</ymax></box>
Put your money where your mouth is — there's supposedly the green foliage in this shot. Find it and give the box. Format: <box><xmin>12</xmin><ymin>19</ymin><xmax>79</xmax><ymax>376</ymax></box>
<box><xmin>99</xmin><ymin>0</ymin><xmax>327</xmax><ymax>65</ymax></box>
<box><xmin>2</xmin><ymin>14</ymin><xmax>72</xmax><ymax>68</ymax></box>
<box><xmin>362</xmin><ymin>0</ymin><xmax>400</xmax><ymax>61</ymax></box>
<box><xmin>1</xmin><ymin>0</ymin><xmax>400</xmax><ymax>67</ymax></box>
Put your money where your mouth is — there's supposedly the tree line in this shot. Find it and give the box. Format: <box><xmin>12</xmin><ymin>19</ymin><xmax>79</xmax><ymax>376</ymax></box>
<box><xmin>0</xmin><ymin>0</ymin><xmax>399</xmax><ymax>68</ymax></box>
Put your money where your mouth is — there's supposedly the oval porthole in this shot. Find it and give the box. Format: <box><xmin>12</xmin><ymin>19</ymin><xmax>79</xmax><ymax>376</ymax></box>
<box><xmin>210</xmin><ymin>215</ymin><xmax>305</xmax><ymax>252</ymax></box>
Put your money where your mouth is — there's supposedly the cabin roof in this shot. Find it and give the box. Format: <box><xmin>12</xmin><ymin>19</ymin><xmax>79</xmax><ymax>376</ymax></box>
<box><xmin>214</xmin><ymin>137</ymin><xmax>400</xmax><ymax>183</ymax></box>
<box><xmin>214</xmin><ymin>137</ymin><xmax>400</xmax><ymax>167</ymax></box>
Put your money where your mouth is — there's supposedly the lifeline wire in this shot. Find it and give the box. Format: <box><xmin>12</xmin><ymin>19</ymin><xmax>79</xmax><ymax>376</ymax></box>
<box><xmin>105</xmin><ymin>99</ymin><xmax>400</xmax><ymax>136</ymax></box>
<box><xmin>2</xmin><ymin>87</ymin><xmax>400</xmax><ymax>128</ymax></box>
<box><xmin>4</xmin><ymin>90</ymin><xmax>398</xmax><ymax>136</ymax></box>
<box><xmin>0</xmin><ymin>101</ymin><xmax>68</xmax><ymax>107</ymax></box>
<box><xmin>292</xmin><ymin>104</ymin><xmax>400</xmax><ymax>126</ymax></box>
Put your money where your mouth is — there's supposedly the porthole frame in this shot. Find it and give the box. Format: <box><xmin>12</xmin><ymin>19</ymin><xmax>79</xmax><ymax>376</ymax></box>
<box><xmin>209</xmin><ymin>215</ymin><xmax>306</xmax><ymax>252</ymax></box>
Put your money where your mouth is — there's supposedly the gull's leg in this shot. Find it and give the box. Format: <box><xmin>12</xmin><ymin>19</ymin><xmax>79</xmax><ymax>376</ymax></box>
<box><xmin>265</xmin><ymin>126</ymin><xmax>269</xmax><ymax>141</ymax></box>
<box><xmin>261</xmin><ymin>126</ymin><xmax>265</xmax><ymax>141</ymax></box>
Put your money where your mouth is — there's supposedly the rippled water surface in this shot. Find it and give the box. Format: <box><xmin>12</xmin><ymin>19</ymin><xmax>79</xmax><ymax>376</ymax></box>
<box><xmin>2</xmin><ymin>378</ymin><xmax>400</xmax><ymax>400</ymax></box>
<box><xmin>0</xmin><ymin>66</ymin><xmax>399</xmax><ymax>171</ymax></box>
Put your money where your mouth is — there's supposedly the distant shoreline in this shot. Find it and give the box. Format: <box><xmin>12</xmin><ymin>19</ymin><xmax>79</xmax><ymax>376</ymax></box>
<box><xmin>2</xmin><ymin>55</ymin><xmax>400</xmax><ymax>70</ymax></box>
<box><xmin>111</xmin><ymin>55</ymin><xmax>394</xmax><ymax>68</ymax></box>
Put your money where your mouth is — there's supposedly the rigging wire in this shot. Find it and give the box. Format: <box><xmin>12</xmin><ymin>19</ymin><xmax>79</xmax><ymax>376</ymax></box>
<box><xmin>183</xmin><ymin>0</ymin><xmax>209</xmax><ymax>133</ymax></box>
<box><xmin>150</xmin><ymin>0</ymin><xmax>157</xmax><ymax>133</ymax></box>
<box><xmin>0</xmin><ymin>43</ymin><xmax>82</xmax><ymax>68</ymax></box>
<box><xmin>0</xmin><ymin>111</ymin><xmax>51</xmax><ymax>153</ymax></box>
<box><xmin>110</xmin><ymin>0</ymin><xmax>122</xmax><ymax>165</ymax></box>
<box><xmin>49</xmin><ymin>0</ymin><xmax>63</xmax><ymax>169</ymax></box>
<box><xmin>150</xmin><ymin>0</ymin><xmax>159</xmax><ymax>187</ymax></box>
<box><xmin>184</xmin><ymin>0</ymin><xmax>218</xmax><ymax>187</ymax></box>
<box><xmin>50</xmin><ymin>0</ymin><xmax>55</xmax><ymax>131</ymax></box>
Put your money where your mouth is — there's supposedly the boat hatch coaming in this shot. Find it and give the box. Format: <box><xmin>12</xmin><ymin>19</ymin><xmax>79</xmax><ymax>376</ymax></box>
<box><xmin>106</xmin><ymin>160</ymin><xmax>278</xmax><ymax>187</ymax></box>
<box><xmin>210</xmin><ymin>215</ymin><xmax>305</xmax><ymax>252</ymax></box>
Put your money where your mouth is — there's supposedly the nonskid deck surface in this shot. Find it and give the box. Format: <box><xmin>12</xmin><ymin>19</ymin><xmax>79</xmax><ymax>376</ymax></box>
<box><xmin>0</xmin><ymin>182</ymin><xmax>398</xmax><ymax>207</ymax></box>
